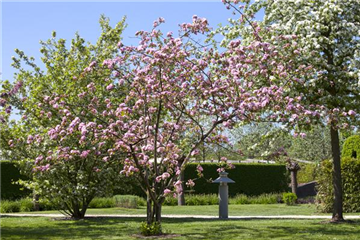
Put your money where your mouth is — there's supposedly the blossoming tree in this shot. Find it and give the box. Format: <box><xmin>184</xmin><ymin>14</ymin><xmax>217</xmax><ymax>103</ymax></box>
<box><xmin>3</xmin><ymin>10</ymin><xmax>327</xmax><ymax>232</ymax></box>
<box><xmin>67</xmin><ymin>16</ymin><xmax>318</xmax><ymax>227</ymax></box>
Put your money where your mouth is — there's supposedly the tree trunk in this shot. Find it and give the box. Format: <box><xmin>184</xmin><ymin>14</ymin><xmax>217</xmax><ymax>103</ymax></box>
<box><xmin>146</xmin><ymin>195</ymin><xmax>154</xmax><ymax>224</ymax></box>
<box><xmin>330</xmin><ymin>125</ymin><xmax>344</xmax><ymax>222</ymax></box>
<box><xmin>33</xmin><ymin>193</ymin><xmax>40</xmax><ymax>211</ymax></box>
<box><xmin>290</xmin><ymin>170</ymin><xmax>298</xmax><ymax>196</ymax></box>
<box><xmin>146</xmin><ymin>196</ymin><xmax>163</xmax><ymax>225</ymax></box>
<box><xmin>155</xmin><ymin>203</ymin><xmax>162</xmax><ymax>222</ymax></box>
<box><xmin>177</xmin><ymin>171</ymin><xmax>185</xmax><ymax>206</ymax></box>
<box><xmin>71</xmin><ymin>205</ymin><xmax>85</xmax><ymax>220</ymax></box>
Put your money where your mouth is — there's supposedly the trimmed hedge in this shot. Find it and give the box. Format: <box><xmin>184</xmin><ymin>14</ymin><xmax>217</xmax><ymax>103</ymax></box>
<box><xmin>317</xmin><ymin>157</ymin><xmax>360</xmax><ymax>213</ymax></box>
<box><xmin>0</xmin><ymin>161</ymin><xmax>31</xmax><ymax>200</ymax></box>
<box><xmin>184</xmin><ymin>163</ymin><xmax>289</xmax><ymax>196</ymax></box>
<box><xmin>0</xmin><ymin>161</ymin><xmax>288</xmax><ymax>199</ymax></box>
<box><xmin>342</xmin><ymin>135</ymin><xmax>360</xmax><ymax>159</ymax></box>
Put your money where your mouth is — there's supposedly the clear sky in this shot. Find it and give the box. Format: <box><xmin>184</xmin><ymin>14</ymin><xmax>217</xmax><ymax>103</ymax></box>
<box><xmin>1</xmin><ymin>0</ymin><xmax>247</xmax><ymax>83</ymax></box>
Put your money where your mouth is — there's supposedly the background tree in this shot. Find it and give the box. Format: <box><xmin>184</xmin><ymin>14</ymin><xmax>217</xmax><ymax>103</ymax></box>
<box><xmin>231</xmin><ymin>122</ymin><xmax>291</xmax><ymax>160</ymax></box>
<box><xmin>288</xmin><ymin>125</ymin><xmax>331</xmax><ymax>162</ymax></box>
<box><xmin>219</xmin><ymin>0</ymin><xmax>360</xmax><ymax>222</ymax></box>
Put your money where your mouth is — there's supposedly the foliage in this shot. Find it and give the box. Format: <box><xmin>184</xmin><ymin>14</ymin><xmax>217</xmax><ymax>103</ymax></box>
<box><xmin>218</xmin><ymin>0</ymin><xmax>360</xmax><ymax>221</ymax></box>
<box><xmin>88</xmin><ymin>198</ymin><xmax>116</xmax><ymax>209</ymax></box>
<box><xmin>185</xmin><ymin>194</ymin><xmax>218</xmax><ymax>206</ymax></box>
<box><xmin>18</xmin><ymin>198</ymin><xmax>34</xmax><ymax>212</ymax></box>
<box><xmin>288</xmin><ymin>126</ymin><xmax>332</xmax><ymax>162</ymax></box>
<box><xmin>317</xmin><ymin>157</ymin><xmax>360</xmax><ymax>213</ymax></box>
<box><xmin>230</xmin><ymin>123</ymin><xmax>331</xmax><ymax>163</ymax></box>
<box><xmin>283</xmin><ymin>192</ymin><xmax>297</xmax><ymax>206</ymax></box>
<box><xmin>0</xmin><ymin>200</ymin><xmax>21</xmax><ymax>213</ymax></box>
<box><xmin>0</xmin><ymin>161</ymin><xmax>31</xmax><ymax>200</ymax></box>
<box><xmin>113</xmin><ymin>195</ymin><xmax>146</xmax><ymax>208</ymax></box>
<box><xmin>140</xmin><ymin>221</ymin><xmax>162</xmax><ymax>236</ymax></box>
<box><xmin>0</xmin><ymin>16</ymin><xmax>127</xmax><ymax>219</ymax></box>
<box><xmin>184</xmin><ymin>163</ymin><xmax>289</xmax><ymax>196</ymax></box>
<box><xmin>231</xmin><ymin>122</ymin><xmax>292</xmax><ymax>160</ymax></box>
<box><xmin>230</xmin><ymin>193</ymin><xmax>281</xmax><ymax>205</ymax></box>
<box><xmin>342</xmin><ymin>135</ymin><xmax>360</xmax><ymax>159</ymax></box>
<box><xmin>297</xmin><ymin>163</ymin><xmax>318</xmax><ymax>184</ymax></box>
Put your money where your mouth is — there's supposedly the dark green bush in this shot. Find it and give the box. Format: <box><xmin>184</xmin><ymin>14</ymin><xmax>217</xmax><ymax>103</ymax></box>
<box><xmin>184</xmin><ymin>163</ymin><xmax>288</xmax><ymax>196</ymax></box>
<box><xmin>317</xmin><ymin>157</ymin><xmax>360</xmax><ymax>213</ymax></box>
<box><xmin>0</xmin><ymin>161</ymin><xmax>31</xmax><ymax>200</ymax></box>
<box><xmin>342</xmin><ymin>135</ymin><xmax>360</xmax><ymax>159</ymax></box>
<box><xmin>283</xmin><ymin>192</ymin><xmax>297</xmax><ymax>205</ymax></box>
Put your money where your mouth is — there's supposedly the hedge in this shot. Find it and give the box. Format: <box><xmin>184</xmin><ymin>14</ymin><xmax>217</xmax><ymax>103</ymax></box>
<box><xmin>0</xmin><ymin>161</ymin><xmax>288</xmax><ymax>199</ymax></box>
<box><xmin>0</xmin><ymin>161</ymin><xmax>31</xmax><ymax>200</ymax></box>
<box><xmin>317</xmin><ymin>157</ymin><xmax>360</xmax><ymax>213</ymax></box>
<box><xmin>184</xmin><ymin>163</ymin><xmax>289</xmax><ymax>196</ymax></box>
<box><xmin>342</xmin><ymin>135</ymin><xmax>360</xmax><ymax>159</ymax></box>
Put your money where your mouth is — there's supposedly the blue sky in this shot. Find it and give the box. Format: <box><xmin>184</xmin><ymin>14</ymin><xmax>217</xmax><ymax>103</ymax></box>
<box><xmin>1</xmin><ymin>0</ymin><xmax>245</xmax><ymax>82</ymax></box>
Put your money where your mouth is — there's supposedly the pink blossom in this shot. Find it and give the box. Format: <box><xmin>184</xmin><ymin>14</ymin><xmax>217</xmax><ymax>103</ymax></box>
<box><xmin>186</xmin><ymin>179</ymin><xmax>195</xmax><ymax>188</ymax></box>
<box><xmin>348</xmin><ymin>110</ymin><xmax>356</xmax><ymax>116</ymax></box>
<box><xmin>161</xmin><ymin>172</ymin><xmax>170</xmax><ymax>180</ymax></box>
<box><xmin>106</xmin><ymin>84</ymin><xmax>115</xmax><ymax>91</ymax></box>
<box><xmin>163</xmin><ymin>189</ymin><xmax>171</xmax><ymax>196</ymax></box>
<box><xmin>27</xmin><ymin>135</ymin><xmax>34</xmax><ymax>144</ymax></box>
<box><xmin>220</xmin><ymin>157</ymin><xmax>227</xmax><ymax>162</ymax></box>
<box><xmin>155</xmin><ymin>176</ymin><xmax>162</xmax><ymax>182</ymax></box>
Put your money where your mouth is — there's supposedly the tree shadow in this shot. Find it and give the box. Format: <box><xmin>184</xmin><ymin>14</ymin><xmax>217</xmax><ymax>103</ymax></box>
<box><xmin>1</xmin><ymin>217</ymin><xmax>359</xmax><ymax>240</ymax></box>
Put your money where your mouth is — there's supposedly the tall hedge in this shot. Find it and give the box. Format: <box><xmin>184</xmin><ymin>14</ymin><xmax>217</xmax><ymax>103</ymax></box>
<box><xmin>184</xmin><ymin>163</ymin><xmax>289</xmax><ymax>196</ymax></box>
<box><xmin>317</xmin><ymin>157</ymin><xmax>360</xmax><ymax>213</ymax></box>
<box><xmin>0</xmin><ymin>161</ymin><xmax>31</xmax><ymax>200</ymax></box>
<box><xmin>342</xmin><ymin>135</ymin><xmax>360</xmax><ymax>159</ymax></box>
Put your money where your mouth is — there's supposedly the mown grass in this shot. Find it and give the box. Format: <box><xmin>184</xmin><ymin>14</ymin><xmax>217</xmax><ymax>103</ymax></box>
<box><xmin>1</xmin><ymin>216</ymin><xmax>360</xmax><ymax>240</ymax></box>
<box><xmin>15</xmin><ymin>204</ymin><xmax>359</xmax><ymax>216</ymax></box>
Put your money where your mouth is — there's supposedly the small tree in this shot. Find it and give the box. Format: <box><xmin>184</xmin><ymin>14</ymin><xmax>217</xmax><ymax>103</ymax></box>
<box><xmin>0</xmin><ymin>16</ymin><xmax>127</xmax><ymax>219</ymax></box>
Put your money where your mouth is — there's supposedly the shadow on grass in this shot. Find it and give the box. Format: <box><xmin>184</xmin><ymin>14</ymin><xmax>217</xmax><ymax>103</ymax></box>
<box><xmin>173</xmin><ymin>219</ymin><xmax>360</xmax><ymax>240</ymax></box>
<box><xmin>1</xmin><ymin>217</ymin><xmax>360</xmax><ymax>240</ymax></box>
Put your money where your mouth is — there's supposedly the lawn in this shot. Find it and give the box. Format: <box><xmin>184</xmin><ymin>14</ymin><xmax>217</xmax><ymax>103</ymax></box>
<box><xmin>1</xmin><ymin>216</ymin><xmax>360</xmax><ymax>240</ymax></box>
<box><xmin>12</xmin><ymin>204</ymin><xmax>360</xmax><ymax>216</ymax></box>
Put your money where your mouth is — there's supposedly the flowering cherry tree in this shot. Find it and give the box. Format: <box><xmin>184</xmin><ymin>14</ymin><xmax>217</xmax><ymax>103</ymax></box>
<box><xmin>218</xmin><ymin>0</ymin><xmax>360</xmax><ymax>222</ymax></box>
<box><xmin>3</xmin><ymin>10</ymin><xmax>328</xmax><ymax>232</ymax></box>
<box><xmin>63</xmin><ymin>16</ymin><xmax>319</xmax><ymax>226</ymax></box>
